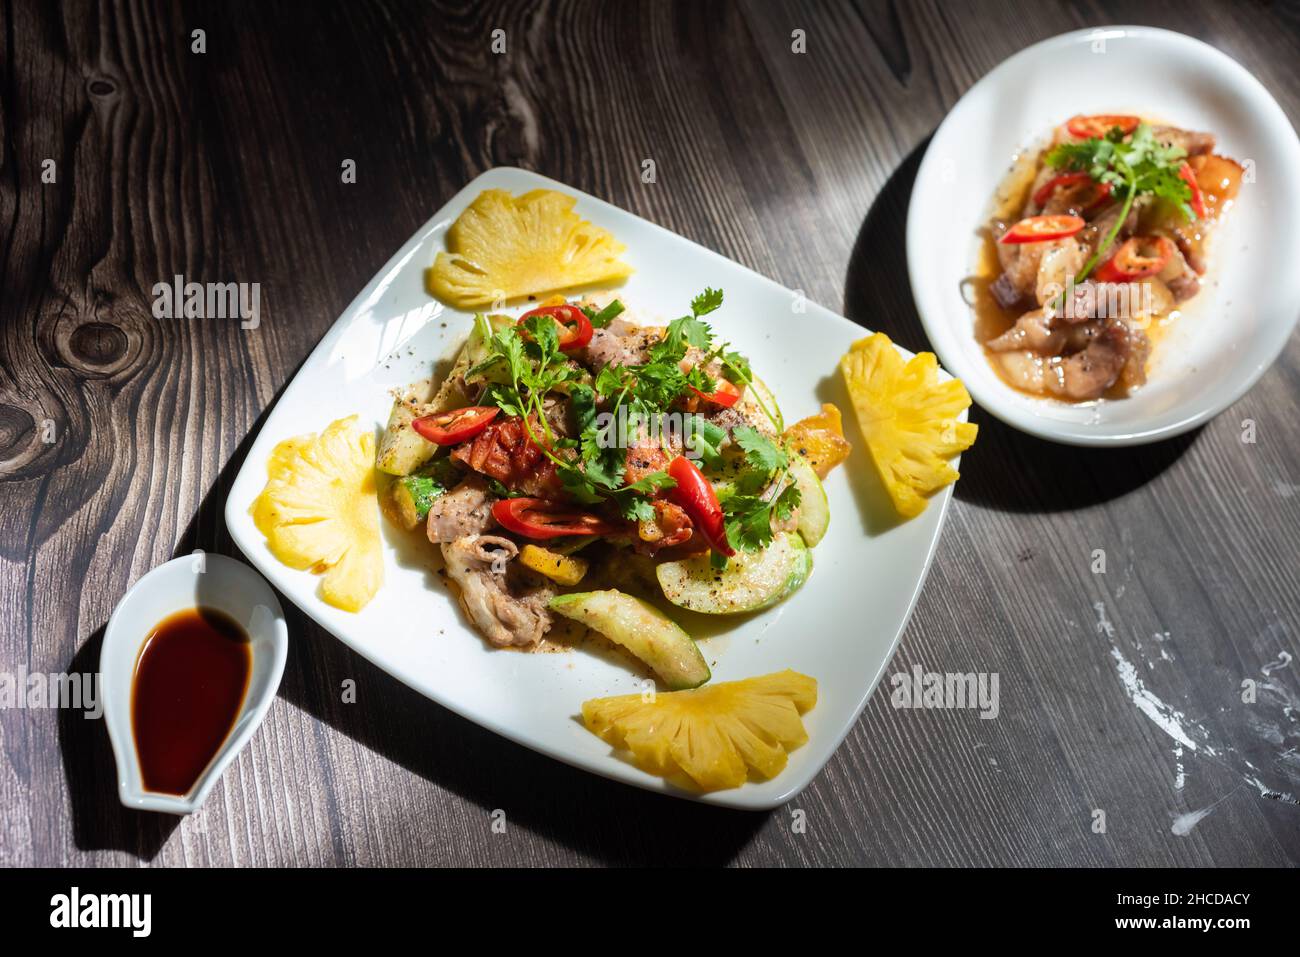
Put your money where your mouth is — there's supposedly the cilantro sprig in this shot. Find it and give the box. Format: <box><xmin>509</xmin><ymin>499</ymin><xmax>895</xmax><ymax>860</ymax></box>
<box><xmin>1044</xmin><ymin>122</ymin><xmax>1195</xmax><ymax>290</ymax></box>
<box><xmin>465</xmin><ymin>289</ymin><xmax>796</xmax><ymax>553</ymax></box>
<box><xmin>717</xmin><ymin>426</ymin><xmax>801</xmax><ymax>562</ymax></box>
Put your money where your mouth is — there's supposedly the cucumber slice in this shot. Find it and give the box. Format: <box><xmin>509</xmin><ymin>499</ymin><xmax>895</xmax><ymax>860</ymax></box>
<box><xmin>742</xmin><ymin>374</ymin><xmax>783</xmax><ymax>432</ymax></box>
<box><xmin>656</xmin><ymin>531</ymin><xmax>811</xmax><ymax>615</ymax></box>
<box><xmin>390</xmin><ymin>458</ymin><xmax>461</xmax><ymax>530</ymax></box>
<box><xmin>377</xmin><ymin>383</ymin><xmax>440</xmax><ymax>477</ymax></box>
<box><xmin>788</xmin><ymin>453</ymin><xmax>829</xmax><ymax>547</ymax></box>
<box><xmin>392</xmin><ymin>475</ymin><xmax>439</xmax><ymax>530</ymax></box>
<box><xmin>376</xmin><ymin>315</ymin><xmax>512</xmax><ymax>476</ymax></box>
<box><xmin>548</xmin><ymin>590</ymin><xmax>710</xmax><ymax>690</ymax></box>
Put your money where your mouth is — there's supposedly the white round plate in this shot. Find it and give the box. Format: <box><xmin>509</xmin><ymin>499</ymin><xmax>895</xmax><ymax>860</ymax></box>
<box><xmin>908</xmin><ymin>26</ymin><xmax>1300</xmax><ymax>446</ymax></box>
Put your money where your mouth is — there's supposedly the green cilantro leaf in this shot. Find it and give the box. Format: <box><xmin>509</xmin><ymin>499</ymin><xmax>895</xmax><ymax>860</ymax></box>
<box><xmin>724</xmin><ymin>494</ymin><xmax>775</xmax><ymax>552</ymax></box>
<box><xmin>691</xmin><ymin>287</ymin><xmax>724</xmax><ymax>317</ymax></box>
<box><xmin>733</xmin><ymin>427</ymin><xmax>787</xmax><ymax>474</ymax></box>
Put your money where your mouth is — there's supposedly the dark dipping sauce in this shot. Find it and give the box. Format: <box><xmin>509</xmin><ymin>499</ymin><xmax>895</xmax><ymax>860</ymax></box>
<box><xmin>131</xmin><ymin>607</ymin><xmax>251</xmax><ymax>795</ymax></box>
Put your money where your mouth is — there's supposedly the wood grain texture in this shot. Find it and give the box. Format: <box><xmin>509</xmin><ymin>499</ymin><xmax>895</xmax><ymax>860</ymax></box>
<box><xmin>1</xmin><ymin>0</ymin><xmax>1298</xmax><ymax>866</ymax></box>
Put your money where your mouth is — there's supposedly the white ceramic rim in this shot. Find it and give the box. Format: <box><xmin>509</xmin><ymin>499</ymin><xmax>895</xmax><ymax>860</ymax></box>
<box><xmin>907</xmin><ymin>25</ymin><xmax>1300</xmax><ymax>447</ymax></box>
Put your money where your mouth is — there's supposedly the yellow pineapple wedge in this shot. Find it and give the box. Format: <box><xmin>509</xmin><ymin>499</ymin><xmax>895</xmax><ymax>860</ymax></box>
<box><xmin>250</xmin><ymin>415</ymin><xmax>383</xmax><ymax>612</ymax></box>
<box><xmin>582</xmin><ymin>670</ymin><xmax>817</xmax><ymax>792</ymax></box>
<box><xmin>428</xmin><ymin>188</ymin><xmax>632</xmax><ymax>308</ymax></box>
<box><xmin>840</xmin><ymin>333</ymin><xmax>977</xmax><ymax>518</ymax></box>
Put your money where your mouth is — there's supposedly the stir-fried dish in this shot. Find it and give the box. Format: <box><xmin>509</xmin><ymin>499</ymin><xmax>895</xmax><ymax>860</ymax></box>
<box><xmin>376</xmin><ymin>289</ymin><xmax>846</xmax><ymax>682</ymax></box>
<box><xmin>975</xmin><ymin>114</ymin><xmax>1243</xmax><ymax>401</ymax></box>
<box><xmin>252</xmin><ymin>184</ymin><xmax>977</xmax><ymax>792</ymax></box>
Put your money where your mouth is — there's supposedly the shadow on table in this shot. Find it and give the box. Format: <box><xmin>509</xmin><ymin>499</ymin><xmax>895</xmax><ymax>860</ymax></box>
<box><xmin>843</xmin><ymin>136</ymin><xmax>1198</xmax><ymax>513</ymax></box>
<box><xmin>275</xmin><ymin>628</ymin><xmax>766</xmax><ymax>865</ymax></box>
<box><xmin>56</xmin><ymin>376</ymin><xmax>292</xmax><ymax>862</ymax></box>
<box><xmin>94</xmin><ymin>370</ymin><xmax>765</xmax><ymax>866</ymax></box>
<box><xmin>56</xmin><ymin>625</ymin><xmax>180</xmax><ymax>860</ymax></box>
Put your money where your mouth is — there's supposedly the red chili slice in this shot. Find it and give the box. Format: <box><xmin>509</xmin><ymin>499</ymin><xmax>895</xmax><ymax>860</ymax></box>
<box><xmin>1032</xmin><ymin>171</ymin><xmax>1113</xmax><ymax>211</ymax></box>
<box><xmin>1094</xmin><ymin>235</ymin><xmax>1175</xmax><ymax>283</ymax></box>
<box><xmin>1066</xmin><ymin>114</ymin><xmax>1140</xmax><ymax>139</ymax></box>
<box><xmin>491</xmin><ymin>497</ymin><xmax>617</xmax><ymax>539</ymax></box>
<box><xmin>998</xmin><ymin>214</ymin><xmax>1086</xmax><ymax>245</ymax></box>
<box><xmin>412</xmin><ymin>406</ymin><xmax>499</xmax><ymax>445</ymax></box>
<box><xmin>665</xmin><ymin>456</ymin><xmax>733</xmax><ymax>557</ymax></box>
<box><xmin>687</xmin><ymin>377</ymin><xmax>741</xmax><ymax>408</ymax></box>
<box><xmin>517</xmin><ymin>304</ymin><xmax>593</xmax><ymax>352</ymax></box>
<box><xmin>1178</xmin><ymin>162</ymin><xmax>1207</xmax><ymax>220</ymax></box>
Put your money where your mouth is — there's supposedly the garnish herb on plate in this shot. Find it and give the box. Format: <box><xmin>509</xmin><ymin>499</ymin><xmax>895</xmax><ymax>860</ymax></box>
<box><xmin>1043</xmin><ymin>121</ymin><xmax>1197</xmax><ymax>287</ymax></box>
<box><xmin>464</xmin><ymin>287</ymin><xmax>801</xmax><ymax>558</ymax></box>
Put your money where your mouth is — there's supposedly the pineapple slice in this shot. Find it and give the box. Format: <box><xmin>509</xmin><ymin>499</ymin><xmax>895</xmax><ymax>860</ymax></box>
<box><xmin>250</xmin><ymin>415</ymin><xmax>383</xmax><ymax>612</ymax></box>
<box><xmin>519</xmin><ymin>544</ymin><xmax>588</xmax><ymax>586</ymax></box>
<box><xmin>784</xmin><ymin>402</ymin><xmax>852</xmax><ymax>478</ymax></box>
<box><xmin>840</xmin><ymin>333</ymin><xmax>977</xmax><ymax>518</ymax></box>
<box><xmin>582</xmin><ymin>670</ymin><xmax>817</xmax><ymax>792</ymax></box>
<box><xmin>428</xmin><ymin>189</ymin><xmax>632</xmax><ymax>308</ymax></box>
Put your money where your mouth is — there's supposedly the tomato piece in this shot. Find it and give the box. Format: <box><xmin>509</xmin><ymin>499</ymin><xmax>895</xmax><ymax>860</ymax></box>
<box><xmin>998</xmin><ymin>214</ymin><xmax>1086</xmax><ymax>245</ymax></box>
<box><xmin>1031</xmin><ymin>172</ymin><xmax>1113</xmax><ymax>211</ymax></box>
<box><xmin>1178</xmin><ymin>162</ymin><xmax>1207</xmax><ymax>220</ymax></box>
<box><xmin>491</xmin><ymin>498</ymin><xmax>617</xmax><ymax>539</ymax></box>
<box><xmin>1066</xmin><ymin>114</ymin><xmax>1140</xmax><ymax>139</ymax></box>
<box><xmin>637</xmin><ymin>500</ymin><xmax>695</xmax><ymax>549</ymax></box>
<box><xmin>412</xmin><ymin>406</ymin><xmax>499</xmax><ymax>445</ymax></box>
<box><xmin>1093</xmin><ymin>236</ymin><xmax>1175</xmax><ymax>283</ymax></box>
<box><xmin>665</xmin><ymin>456</ymin><xmax>733</xmax><ymax>557</ymax></box>
<box><xmin>687</xmin><ymin>377</ymin><xmax>741</xmax><ymax>408</ymax></box>
<box><xmin>517</xmin><ymin>304</ymin><xmax>593</xmax><ymax>352</ymax></box>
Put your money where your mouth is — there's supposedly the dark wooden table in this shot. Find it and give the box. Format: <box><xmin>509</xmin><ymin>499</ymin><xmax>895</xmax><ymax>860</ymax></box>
<box><xmin>2</xmin><ymin>0</ymin><xmax>1298</xmax><ymax>867</ymax></box>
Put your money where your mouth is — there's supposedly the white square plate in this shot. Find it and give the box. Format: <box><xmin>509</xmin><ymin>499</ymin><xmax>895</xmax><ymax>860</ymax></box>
<box><xmin>224</xmin><ymin>167</ymin><xmax>959</xmax><ymax>809</ymax></box>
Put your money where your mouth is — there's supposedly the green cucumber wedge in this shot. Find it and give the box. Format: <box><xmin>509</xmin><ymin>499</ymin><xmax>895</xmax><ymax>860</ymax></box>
<box><xmin>741</xmin><ymin>374</ymin><xmax>783</xmax><ymax>432</ymax></box>
<box><xmin>377</xmin><ymin>380</ymin><xmax>441</xmax><ymax>477</ymax></box>
<box><xmin>389</xmin><ymin>458</ymin><xmax>462</xmax><ymax>530</ymax></box>
<box><xmin>548</xmin><ymin>590</ymin><xmax>710</xmax><ymax>689</ymax></box>
<box><xmin>376</xmin><ymin>314</ymin><xmax>513</xmax><ymax>477</ymax></box>
<box><xmin>788</xmin><ymin>453</ymin><xmax>829</xmax><ymax>547</ymax></box>
<box><xmin>656</xmin><ymin>531</ymin><xmax>812</xmax><ymax>615</ymax></box>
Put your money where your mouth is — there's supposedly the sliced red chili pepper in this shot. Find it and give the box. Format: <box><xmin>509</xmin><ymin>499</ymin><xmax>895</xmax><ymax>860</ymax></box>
<box><xmin>687</xmin><ymin>377</ymin><xmax>741</xmax><ymax>408</ymax></box>
<box><xmin>1178</xmin><ymin>162</ymin><xmax>1207</xmax><ymax>220</ymax></box>
<box><xmin>492</xmin><ymin>497</ymin><xmax>617</xmax><ymax>539</ymax></box>
<box><xmin>998</xmin><ymin>214</ymin><xmax>1086</xmax><ymax>245</ymax></box>
<box><xmin>1066</xmin><ymin>114</ymin><xmax>1140</xmax><ymax>139</ymax></box>
<box><xmin>517</xmin><ymin>304</ymin><xmax>593</xmax><ymax>352</ymax></box>
<box><xmin>412</xmin><ymin>406</ymin><xmax>499</xmax><ymax>445</ymax></box>
<box><xmin>665</xmin><ymin>456</ymin><xmax>733</xmax><ymax>557</ymax></box>
<box><xmin>1032</xmin><ymin>171</ymin><xmax>1113</xmax><ymax>211</ymax></box>
<box><xmin>1094</xmin><ymin>235</ymin><xmax>1176</xmax><ymax>283</ymax></box>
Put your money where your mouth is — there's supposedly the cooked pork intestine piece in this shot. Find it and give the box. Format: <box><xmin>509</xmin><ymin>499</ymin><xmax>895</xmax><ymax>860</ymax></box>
<box><xmin>1049</xmin><ymin>319</ymin><xmax>1138</xmax><ymax>401</ymax></box>
<box><xmin>582</xmin><ymin>316</ymin><xmax>662</xmax><ymax>371</ymax></box>
<box><xmin>1080</xmin><ymin>199</ymin><xmax>1141</xmax><ymax>258</ymax></box>
<box><xmin>426</xmin><ymin>476</ymin><xmax>496</xmax><ymax>544</ymax></box>
<box><xmin>1035</xmin><ymin>238</ymin><xmax>1089</xmax><ymax>306</ymax></box>
<box><xmin>1156</xmin><ymin>240</ymin><xmax>1202</xmax><ymax>302</ymax></box>
<box><xmin>440</xmin><ymin>535</ymin><xmax>555</xmax><ymax>648</ymax></box>
<box><xmin>1151</xmin><ymin>125</ymin><xmax>1216</xmax><ymax>158</ymax></box>
<box><xmin>987</xmin><ymin>309</ymin><xmax>1067</xmax><ymax>355</ymax></box>
<box><xmin>989</xmin><ymin>271</ymin><xmax>1026</xmax><ymax>311</ymax></box>
<box><xmin>995</xmin><ymin>319</ymin><xmax>1145</xmax><ymax>401</ymax></box>
<box><xmin>994</xmin><ymin>234</ymin><xmax>1068</xmax><ymax>301</ymax></box>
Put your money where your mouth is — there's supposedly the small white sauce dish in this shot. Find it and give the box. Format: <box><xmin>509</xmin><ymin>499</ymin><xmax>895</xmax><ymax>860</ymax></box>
<box><xmin>908</xmin><ymin>25</ymin><xmax>1300</xmax><ymax>446</ymax></box>
<box><xmin>99</xmin><ymin>553</ymin><xmax>288</xmax><ymax>815</ymax></box>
